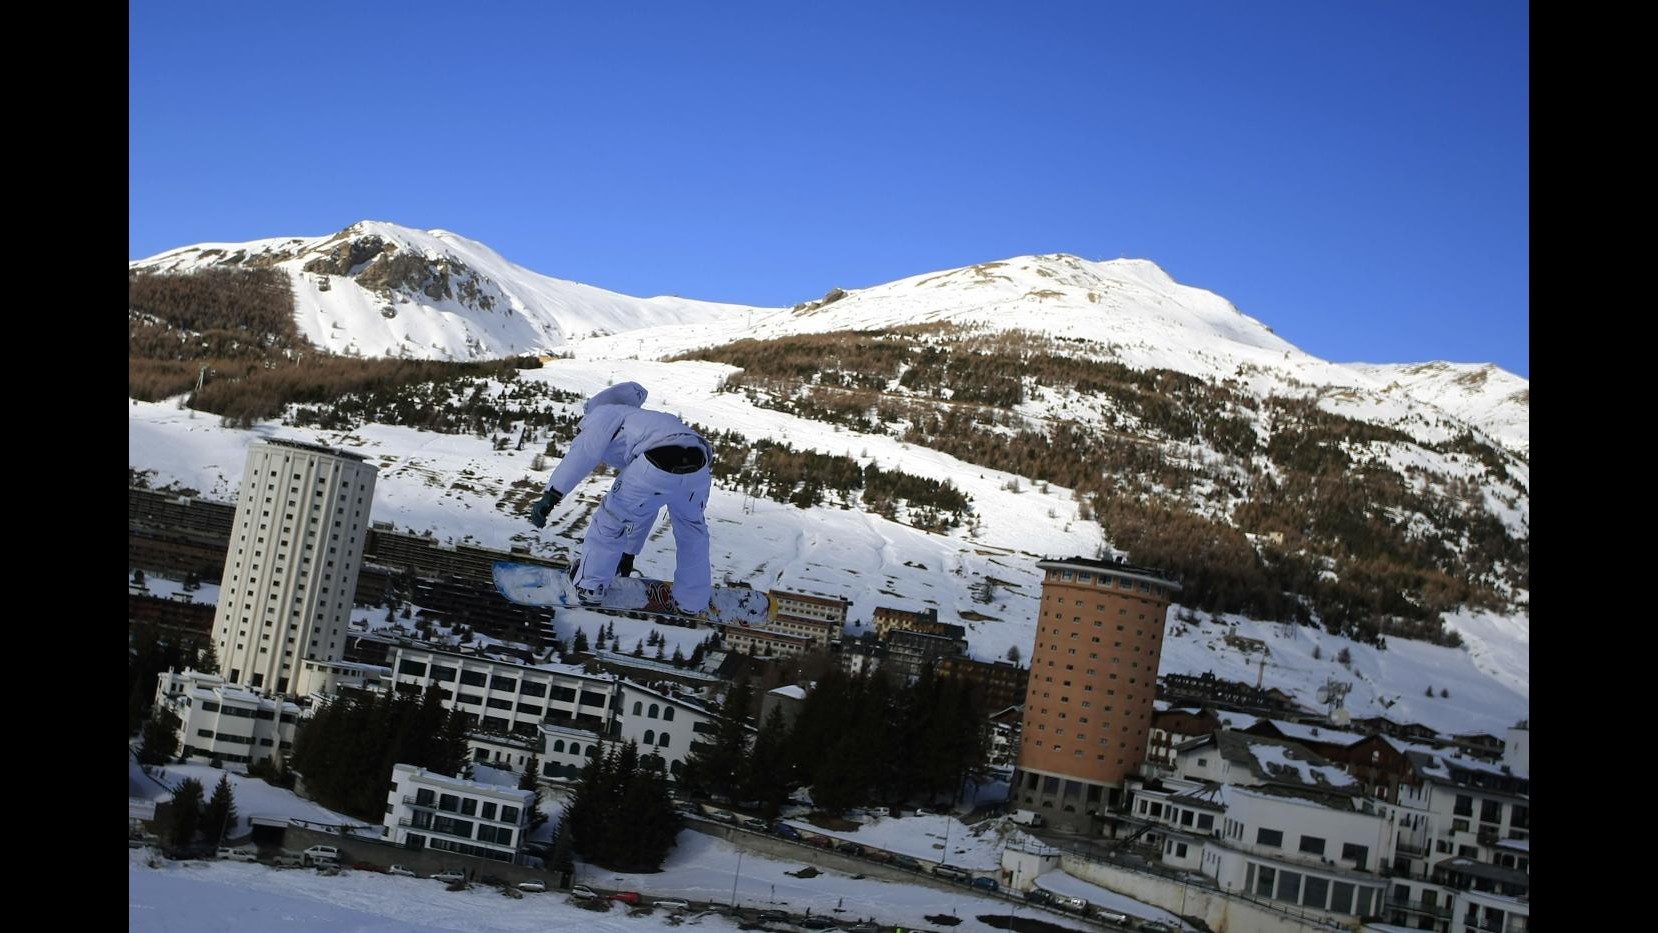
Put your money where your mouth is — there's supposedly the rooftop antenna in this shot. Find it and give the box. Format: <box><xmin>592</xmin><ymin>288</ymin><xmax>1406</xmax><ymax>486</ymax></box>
<box><xmin>1316</xmin><ymin>676</ymin><xmax>1352</xmax><ymax>724</ymax></box>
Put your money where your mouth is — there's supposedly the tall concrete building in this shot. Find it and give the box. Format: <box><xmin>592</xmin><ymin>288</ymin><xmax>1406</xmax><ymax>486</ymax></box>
<box><xmin>211</xmin><ymin>440</ymin><xmax>377</xmax><ymax>697</ymax></box>
<box><xmin>1011</xmin><ymin>556</ymin><xmax>1180</xmax><ymax>832</ymax></box>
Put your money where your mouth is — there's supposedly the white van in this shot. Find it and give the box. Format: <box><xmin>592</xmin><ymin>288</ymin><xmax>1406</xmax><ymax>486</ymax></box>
<box><xmin>301</xmin><ymin>844</ymin><xmax>340</xmax><ymax>866</ymax></box>
<box><xmin>1009</xmin><ymin>809</ymin><xmax>1046</xmax><ymax>828</ymax></box>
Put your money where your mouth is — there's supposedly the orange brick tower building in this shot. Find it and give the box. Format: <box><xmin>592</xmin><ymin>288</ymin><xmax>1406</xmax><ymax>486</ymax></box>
<box><xmin>1011</xmin><ymin>556</ymin><xmax>1181</xmax><ymax>832</ymax></box>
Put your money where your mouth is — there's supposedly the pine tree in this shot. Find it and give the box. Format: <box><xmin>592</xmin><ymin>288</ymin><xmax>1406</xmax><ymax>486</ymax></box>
<box><xmin>671</xmin><ymin>645</ymin><xmax>686</xmax><ymax>668</ymax></box>
<box><xmin>572</xmin><ymin>628</ymin><xmax>590</xmax><ymax>653</ymax></box>
<box><xmin>195</xmin><ymin>638</ymin><xmax>221</xmax><ymax>676</ymax></box>
<box><xmin>169</xmin><ymin>777</ymin><xmax>206</xmax><ymax>849</ymax></box>
<box><xmin>741</xmin><ymin>705</ymin><xmax>792</xmax><ymax>816</ymax></box>
<box><xmin>202</xmin><ymin>774</ymin><xmax>238</xmax><ymax>845</ymax></box>
<box><xmin>520</xmin><ymin>756</ymin><xmax>548</xmax><ymax>829</ymax></box>
<box><xmin>548</xmin><ymin>820</ymin><xmax>576</xmax><ymax>881</ymax></box>
<box><xmin>683</xmin><ymin>680</ymin><xmax>753</xmax><ymax>799</ymax></box>
<box><xmin>140</xmin><ymin>707</ymin><xmax>182</xmax><ymax>765</ymax></box>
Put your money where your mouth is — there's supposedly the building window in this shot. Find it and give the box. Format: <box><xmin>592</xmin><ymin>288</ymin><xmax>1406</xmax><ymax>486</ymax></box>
<box><xmin>1341</xmin><ymin>843</ymin><xmax>1368</xmax><ymax>869</ymax></box>
<box><xmin>1275</xmin><ymin>870</ymin><xmax>1301</xmax><ymax>904</ymax></box>
<box><xmin>1299</xmin><ymin>835</ymin><xmax>1326</xmax><ymax>856</ymax></box>
<box><xmin>1255</xmin><ymin>865</ymin><xmax>1275</xmax><ymax>897</ymax></box>
<box><xmin>1257</xmin><ymin>828</ymin><xmax>1283</xmax><ymax>848</ymax></box>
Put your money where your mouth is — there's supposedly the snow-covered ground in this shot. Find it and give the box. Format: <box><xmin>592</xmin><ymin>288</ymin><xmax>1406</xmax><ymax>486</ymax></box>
<box><xmin>778</xmin><ymin>812</ymin><xmax>1012</xmax><ymax>871</ymax></box>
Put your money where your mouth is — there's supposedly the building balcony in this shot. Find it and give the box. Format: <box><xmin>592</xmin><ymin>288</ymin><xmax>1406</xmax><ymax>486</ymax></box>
<box><xmin>1387</xmin><ymin>898</ymin><xmax>1452</xmax><ymax>919</ymax></box>
<box><xmin>1395</xmin><ymin>838</ymin><xmax>1429</xmax><ymax>857</ymax></box>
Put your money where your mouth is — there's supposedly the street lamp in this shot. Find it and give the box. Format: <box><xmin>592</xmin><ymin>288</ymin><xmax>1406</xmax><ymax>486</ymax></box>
<box><xmin>731</xmin><ymin>850</ymin><xmax>744</xmax><ymax>909</ymax></box>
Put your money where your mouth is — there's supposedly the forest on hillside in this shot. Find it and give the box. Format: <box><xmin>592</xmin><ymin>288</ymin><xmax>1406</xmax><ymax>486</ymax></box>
<box><xmin>676</xmin><ymin>327</ymin><xmax>1529</xmax><ymax>647</ymax></box>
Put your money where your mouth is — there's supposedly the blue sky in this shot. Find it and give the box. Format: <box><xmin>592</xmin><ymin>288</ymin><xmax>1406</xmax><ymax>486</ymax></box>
<box><xmin>129</xmin><ymin>1</ymin><xmax>1528</xmax><ymax>377</ymax></box>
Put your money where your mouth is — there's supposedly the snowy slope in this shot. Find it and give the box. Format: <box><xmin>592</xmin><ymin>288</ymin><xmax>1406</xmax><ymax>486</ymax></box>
<box><xmin>128</xmin><ymin>368</ymin><xmax>1528</xmax><ymax>737</ymax></box>
<box><xmin>1343</xmin><ymin>361</ymin><xmax>1530</xmax><ymax>456</ymax></box>
<box><xmin>129</xmin><ymin>221</ymin><xmax>763</xmax><ymax>360</ymax></box>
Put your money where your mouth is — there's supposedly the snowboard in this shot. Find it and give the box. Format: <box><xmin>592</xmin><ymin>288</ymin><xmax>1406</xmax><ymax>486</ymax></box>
<box><xmin>492</xmin><ymin>561</ymin><xmax>770</xmax><ymax>627</ymax></box>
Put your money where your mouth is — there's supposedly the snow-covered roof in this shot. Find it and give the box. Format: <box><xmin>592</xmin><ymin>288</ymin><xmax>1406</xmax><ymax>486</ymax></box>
<box><xmin>1255</xmin><ymin>718</ymin><xmax>1368</xmax><ymax>747</ymax></box>
<box><xmin>1216</xmin><ymin>731</ymin><xmax>1358</xmax><ymax>793</ymax></box>
<box><xmin>768</xmin><ymin>684</ymin><xmax>808</xmax><ymax>700</ymax></box>
<box><xmin>1215</xmin><ymin>711</ymin><xmax>1261</xmax><ymax>731</ymax></box>
<box><xmin>1248</xmin><ymin>743</ymin><xmax>1358</xmax><ymax>788</ymax></box>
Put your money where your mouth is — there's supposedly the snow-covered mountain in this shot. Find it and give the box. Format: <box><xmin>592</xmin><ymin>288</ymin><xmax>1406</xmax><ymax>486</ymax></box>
<box><xmin>127</xmin><ymin>223</ymin><xmax>1530</xmax><ymax>736</ymax></box>
<box><xmin>129</xmin><ymin>221</ymin><xmax>760</xmax><ymax>360</ymax></box>
<box><xmin>1342</xmin><ymin>361</ymin><xmax>1530</xmax><ymax>457</ymax></box>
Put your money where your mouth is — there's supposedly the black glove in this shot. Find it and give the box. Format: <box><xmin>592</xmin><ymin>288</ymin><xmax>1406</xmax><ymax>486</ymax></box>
<box><xmin>529</xmin><ymin>488</ymin><xmax>563</xmax><ymax>528</ymax></box>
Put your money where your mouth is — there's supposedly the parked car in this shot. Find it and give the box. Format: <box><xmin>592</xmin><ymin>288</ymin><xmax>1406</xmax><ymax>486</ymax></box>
<box><xmin>739</xmin><ymin>816</ymin><xmax>769</xmax><ymax>831</ymax></box>
<box><xmin>517</xmin><ymin>880</ymin><xmax>547</xmax><ymax>893</ymax></box>
<box><xmin>387</xmin><ymin>865</ymin><xmax>416</xmax><ymax>877</ymax></box>
<box><xmin>301</xmin><ymin>845</ymin><xmax>340</xmax><ymax>867</ymax></box>
<box><xmin>758</xmin><ymin>909</ymin><xmax>790</xmax><ymax>922</ymax></box>
<box><xmin>217</xmin><ymin>846</ymin><xmax>258</xmax><ymax>862</ymax></box>
<box><xmin>431</xmin><ymin>869</ymin><xmax>467</xmax><ymax>884</ymax></box>
<box><xmin>844</xmin><ymin>923</ymin><xmax>879</xmax><ymax>933</ymax></box>
<box><xmin>932</xmin><ymin>864</ymin><xmax>971</xmax><ymax>882</ymax></box>
<box><xmin>652</xmin><ymin>898</ymin><xmax>691</xmax><ymax>911</ymax></box>
<box><xmin>865</xmin><ymin>849</ymin><xmax>895</xmax><ymax>863</ymax></box>
<box><xmin>350</xmin><ymin>861</ymin><xmax>387</xmax><ymax>873</ymax></box>
<box><xmin>570</xmin><ymin>884</ymin><xmax>599</xmax><ymax>900</ymax></box>
<box><xmin>1137</xmin><ymin>923</ymin><xmax>1176</xmax><ymax>933</ymax></box>
<box><xmin>799</xmin><ymin>916</ymin><xmax>837</xmax><ymax>929</ymax></box>
<box><xmin>970</xmin><ymin>876</ymin><xmax>999</xmax><ymax>893</ymax></box>
<box><xmin>834</xmin><ymin>841</ymin><xmax>865</xmax><ymax>856</ymax></box>
<box><xmin>891</xmin><ymin>854</ymin><xmax>923</xmax><ymax>871</ymax></box>
<box><xmin>1024</xmin><ymin>888</ymin><xmax>1054</xmax><ymax>905</ymax></box>
<box><xmin>1055</xmin><ymin>894</ymin><xmax>1089</xmax><ymax>913</ymax></box>
<box><xmin>806</xmin><ymin>834</ymin><xmax>835</xmax><ymax>848</ymax></box>
<box><xmin>609</xmin><ymin>890</ymin><xmax>643</xmax><ymax>905</ymax></box>
<box><xmin>271</xmin><ymin>852</ymin><xmax>306</xmax><ymax>868</ymax></box>
<box><xmin>709</xmin><ymin>809</ymin><xmax>737</xmax><ymax>824</ymax></box>
<box><xmin>770</xmin><ymin>822</ymin><xmax>802</xmax><ymax>840</ymax></box>
<box><xmin>1091</xmin><ymin>906</ymin><xmax>1130</xmax><ymax>924</ymax></box>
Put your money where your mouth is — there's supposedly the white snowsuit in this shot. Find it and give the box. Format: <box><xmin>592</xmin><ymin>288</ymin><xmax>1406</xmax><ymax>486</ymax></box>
<box><xmin>544</xmin><ymin>382</ymin><xmax>713</xmax><ymax>612</ymax></box>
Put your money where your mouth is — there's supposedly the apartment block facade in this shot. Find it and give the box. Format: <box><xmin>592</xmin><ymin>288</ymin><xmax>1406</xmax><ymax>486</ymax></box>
<box><xmin>211</xmin><ymin>440</ymin><xmax>378</xmax><ymax>697</ymax></box>
<box><xmin>384</xmin><ymin>764</ymin><xmax>534</xmax><ymax>863</ymax></box>
<box><xmin>1012</xmin><ymin>556</ymin><xmax>1180</xmax><ymax>830</ymax></box>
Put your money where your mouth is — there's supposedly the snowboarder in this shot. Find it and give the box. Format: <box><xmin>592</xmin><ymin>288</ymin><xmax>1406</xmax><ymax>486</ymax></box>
<box><xmin>528</xmin><ymin>382</ymin><xmax>713</xmax><ymax>614</ymax></box>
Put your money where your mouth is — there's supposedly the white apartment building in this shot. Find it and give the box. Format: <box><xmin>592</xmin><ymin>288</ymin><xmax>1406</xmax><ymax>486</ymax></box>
<box><xmin>765</xmin><ymin>614</ymin><xmax>837</xmax><ymax>649</ymax></box>
<box><xmin>1115</xmin><ymin>729</ymin><xmax>1400</xmax><ymax>925</ymax></box>
<box><xmin>212</xmin><ymin>440</ymin><xmax>378</xmax><ymax>697</ymax></box>
<box><xmin>722</xmin><ymin>624</ymin><xmax>813</xmax><ymax>659</ymax></box>
<box><xmin>1380</xmin><ymin>732</ymin><xmax>1531</xmax><ymax>933</ymax></box>
<box><xmin>154</xmin><ymin>668</ymin><xmax>302</xmax><ymax>767</ymax></box>
<box><xmin>384</xmin><ymin>763</ymin><xmax>533</xmax><ymax>864</ymax></box>
<box><xmin>769</xmin><ymin>590</ymin><xmax>850</xmax><ymax>627</ymax></box>
<box><xmin>1128</xmin><ymin>776</ymin><xmax>1396</xmax><ymax>920</ymax></box>
<box><xmin>539</xmin><ymin>723</ymin><xmax>604</xmax><ymax>781</ymax></box>
<box><xmin>386</xmin><ymin>645</ymin><xmax>720</xmax><ymax>781</ymax></box>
